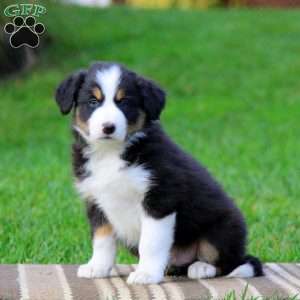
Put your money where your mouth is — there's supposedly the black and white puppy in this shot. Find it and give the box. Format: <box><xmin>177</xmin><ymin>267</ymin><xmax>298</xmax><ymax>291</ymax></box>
<box><xmin>55</xmin><ymin>62</ymin><xmax>263</xmax><ymax>284</ymax></box>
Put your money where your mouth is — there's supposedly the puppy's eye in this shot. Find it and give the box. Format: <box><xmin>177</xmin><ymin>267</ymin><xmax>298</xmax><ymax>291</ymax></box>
<box><xmin>88</xmin><ymin>98</ymin><xmax>99</xmax><ymax>107</ymax></box>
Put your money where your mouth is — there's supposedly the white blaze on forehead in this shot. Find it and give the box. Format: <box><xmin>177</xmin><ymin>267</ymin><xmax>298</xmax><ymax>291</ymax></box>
<box><xmin>96</xmin><ymin>65</ymin><xmax>121</xmax><ymax>101</ymax></box>
<box><xmin>88</xmin><ymin>65</ymin><xmax>127</xmax><ymax>142</ymax></box>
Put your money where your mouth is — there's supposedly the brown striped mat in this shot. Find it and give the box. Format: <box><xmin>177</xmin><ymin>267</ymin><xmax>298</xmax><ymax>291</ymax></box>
<box><xmin>0</xmin><ymin>264</ymin><xmax>299</xmax><ymax>300</ymax></box>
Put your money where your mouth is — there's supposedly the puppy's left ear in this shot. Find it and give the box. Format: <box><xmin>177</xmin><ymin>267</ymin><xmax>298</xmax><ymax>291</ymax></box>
<box><xmin>137</xmin><ymin>76</ymin><xmax>166</xmax><ymax>121</ymax></box>
<box><xmin>55</xmin><ymin>70</ymin><xmax>87</xmax><ymax>115</ymax></box>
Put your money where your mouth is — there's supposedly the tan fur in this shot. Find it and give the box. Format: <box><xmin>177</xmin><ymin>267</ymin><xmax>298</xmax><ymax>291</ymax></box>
<box><xmin>92</xmin><ymin>87</ymin><xmax>103</xmax><ymax>101</ymax></box>
<box><xmin>116</xmin><ymin>89</ymin><xmax>125</xmax><ymax>102</ymax></box>
<box><xmin>127</xmin><ymin>111</ymin><xmax>146</xmax><ymax>134</ymax></box>
<box><xmin>75</xmin><ymin>109</ymin><xmax>88</xmax><ymax>133</ymax></box>
<box><xmin>170</xmin><ymin>244</ymin><xmax>198</xmax><ymax>266</ymax></box>
<box><xmin>197</xmin><ymin>240</ymin><xmax>219</xmax><ymax>264</ymax></box>
<box><xmin>94</xmin><ymin>224</ymin><xmax>113</xmax><ymax>238</ymax></box>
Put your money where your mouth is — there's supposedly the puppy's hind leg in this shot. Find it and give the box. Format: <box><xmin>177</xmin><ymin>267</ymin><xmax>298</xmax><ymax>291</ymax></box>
<box><xmin>187</xmin><ymin>239</ymin><xmax>219</xmax><ymax>279</ymax></box>
<box><xmin>188</xmin><ymin>261</ymin><xmax>217</xmax><ymax>279</ymax></box>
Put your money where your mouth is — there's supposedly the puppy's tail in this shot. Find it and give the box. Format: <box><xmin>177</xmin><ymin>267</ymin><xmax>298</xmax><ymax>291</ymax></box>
<box><xmin>226</xmin><ymin>255</ymin><xmax>264</xmax><ymax>278</ymax></box>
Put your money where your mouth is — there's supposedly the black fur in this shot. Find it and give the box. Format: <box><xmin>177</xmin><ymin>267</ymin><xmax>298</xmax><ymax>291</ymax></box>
<box><xmin>122</xmin><ymin>122</ymin><xmax>255</xmax><ymax>276</ymax></box>
<box><xmin>72</xmin><ymin>134</ymin><xmax>89</xmax><ymax>180</ymax></box>
<box><xmin>244</xmin><ymin>255</ymin><xmax>264</xmax><ymax>277</ymax></box>
<box><xmin>55</xmin><ymin>70</ymin><xmax>86</xmax><ymax>114</ymax></box>
<box><xmin>56</xmin><ymin>62</ymin><xmax>263</xmax><ymax>277</ymax></box>
<box><xmin>86</xmin><ymin>202</ymin><xmax>108</xmax><ymax>237</ymax></box>
<box><xmin>166</xmin><ymin>264</ymin><xmax>191</xmax><ymax>276</ymax></box>
<box><xmin>136</xmin><ymin>75</ymin><xmax>166</xmax><ymax>121</ymax></box>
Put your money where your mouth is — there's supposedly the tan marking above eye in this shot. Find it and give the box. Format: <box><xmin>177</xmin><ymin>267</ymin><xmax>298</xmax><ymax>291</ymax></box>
<box><xmin>116</xmin><ymin>89</ymin><xmax>125</xmax><ymax>102</ymax></box>
<box><xmin>92</xmin><ymin>87</ymin><xmax>103</xmax><ymax>101</ymax></box>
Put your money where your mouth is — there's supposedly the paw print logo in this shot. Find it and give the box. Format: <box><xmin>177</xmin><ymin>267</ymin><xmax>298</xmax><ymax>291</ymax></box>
<box><xmin>4</xmin><ymin>16</ymin><xmax>45</xmax><ymax>48</ymax></box>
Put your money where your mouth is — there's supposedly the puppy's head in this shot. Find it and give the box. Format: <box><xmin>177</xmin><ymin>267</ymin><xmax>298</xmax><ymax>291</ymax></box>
<box><xmin>55</xmin><ymin>62</ymin><xmax>165</xmax><ymax>143</ymax></box>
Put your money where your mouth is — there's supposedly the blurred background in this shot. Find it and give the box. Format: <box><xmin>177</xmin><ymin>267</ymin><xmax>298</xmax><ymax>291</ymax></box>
<box><xmin>73</xmin><ymin>0</ymin><xmax>300</xmax><ymax>8</ymax></box>
<box><xmin>0</xmin><ymin>0</ymin><xmax>299</xmax><ymax>265</ymax></box>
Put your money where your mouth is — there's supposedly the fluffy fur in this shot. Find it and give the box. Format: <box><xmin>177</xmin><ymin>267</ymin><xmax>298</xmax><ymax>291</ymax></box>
<box><xmin>54</xmin><ymin>62</ymin><xmax>263</xmax><ymax>284</ymax></box>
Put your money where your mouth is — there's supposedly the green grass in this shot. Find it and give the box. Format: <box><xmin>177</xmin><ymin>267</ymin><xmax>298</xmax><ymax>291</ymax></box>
<box><xmin>0</xmin><ymin>4</ymin><xmax>299</xmax><ymax>265</ymax></box>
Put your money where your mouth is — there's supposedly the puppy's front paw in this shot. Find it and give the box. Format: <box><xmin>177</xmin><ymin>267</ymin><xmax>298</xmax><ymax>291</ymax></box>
<box><xmin>127</xmin><ymin>270</ymin><xmax>163</xmax><ymax>285</ymax></box>
<box><xmin>77</xmin><ymin>263</ymin><xmax>111</xmax><ymax>278</ymax></box>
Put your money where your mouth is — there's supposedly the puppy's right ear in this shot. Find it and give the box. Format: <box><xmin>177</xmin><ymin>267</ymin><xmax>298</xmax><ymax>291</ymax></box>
<box><xmin>55</xmin><ymin>70</ymin><xmax>87</xmax><ymax>115</ymax></box>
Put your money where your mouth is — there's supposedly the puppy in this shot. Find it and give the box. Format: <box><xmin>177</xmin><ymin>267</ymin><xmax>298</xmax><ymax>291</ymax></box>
<box><xmin>54</xmin><ymin>62</ymin><xmax>263</xmax><ymax>284</ymax></box>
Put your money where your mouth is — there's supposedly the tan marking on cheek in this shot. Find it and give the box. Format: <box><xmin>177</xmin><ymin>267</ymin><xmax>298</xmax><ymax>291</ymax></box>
<box><xmin>116</xmin><ymin>89</ymin><xmax>125</xmax><ymax>102</ymax></box>
<box><xmin>94</xmin><ymin>224</ymin><xmax>113</xmax><ymax>238</ymax></box>
<box><xmin>127</xmin><ymin>111</ymin><xmax>146</xmax><ymax>134</ymax></box>
<box><xmin>92</xmin><ymin>87</ymin><xmax>102</xmax><ymax>101</ymax></box>
<box><xmin>75</xmin><ymin>109</ymin><xmax>89</xmax><ymax>133</ymax></box>
<box><xmin>197</xmin><ymin>240</ymin><xmax>219</xmax><ymax>264</ymax></box>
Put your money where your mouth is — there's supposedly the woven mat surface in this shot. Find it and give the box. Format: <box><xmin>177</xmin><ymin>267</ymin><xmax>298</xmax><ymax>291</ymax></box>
<box><xmin>0</xmin><ymin>264</ymin><xmax>300</xmax><ymax>299</ymax></box>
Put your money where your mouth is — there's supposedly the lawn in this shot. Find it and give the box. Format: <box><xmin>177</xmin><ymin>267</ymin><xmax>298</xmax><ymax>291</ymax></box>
<box><xmin>0</xmin><ymin>4</ymin><xmax>299</xmax><ymax>265</ymax></box>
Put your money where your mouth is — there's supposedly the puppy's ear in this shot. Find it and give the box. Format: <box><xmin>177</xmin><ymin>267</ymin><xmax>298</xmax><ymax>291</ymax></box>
<box><xmin>55</xmin><ymin>70</ymin><xmax>87</xmax><ymax>115</ymax></box>
<box><xmin>137</xmin><ymin>76</ymin><xmax>166</xmax><ymax>121</ymax></box>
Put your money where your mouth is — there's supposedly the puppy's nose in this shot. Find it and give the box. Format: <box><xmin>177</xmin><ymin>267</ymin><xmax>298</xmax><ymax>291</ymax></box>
<box><xmin>102</xmin><ymin>122</ymin><xmax>116</xmax><ymax>135</ymax></box>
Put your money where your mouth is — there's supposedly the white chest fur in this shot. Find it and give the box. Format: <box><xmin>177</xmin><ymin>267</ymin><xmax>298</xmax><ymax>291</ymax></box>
<box><xmin>76</xmin><ymin>143</ymin><xmax>151</xmax><ymax>246</ymax></box>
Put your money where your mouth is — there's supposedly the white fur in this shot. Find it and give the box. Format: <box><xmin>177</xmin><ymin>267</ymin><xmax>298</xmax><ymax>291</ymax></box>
<box><xmin>76</xmin><ymin>142</ymin><xmax>151</xmax><ymax>247</ymax></box>
<box><xmin>127</xmin><ymin>213</ymin><xmax>176</xmax><ymax>284</ymax></box>
<box><xmin>226</xmin><ymin>263</ymin><xmax>254</xmax><ymax>278</ymax></box>
<box><xmin>88</xmin><ymin>65</ymin><xmax>127</xmax><ymax>142</ymax></box>
<box><xmin>96</xmin><ymin>65</ymin><xmax>120</xmax><ymax>103</ymax></box>
<box><xmin>77</xmin><ymin>233</ymin><xmax>116</xmax><ymax>278</ymax></box>
<box><xmin>77</xmin><ymin>142</ymin><xmax>177</xmax><ymax>284</ymax></box>
<box><xmin>187</xmin><ymin>261</ymin><xmax>217</xmax><ymax>279</ymax></box>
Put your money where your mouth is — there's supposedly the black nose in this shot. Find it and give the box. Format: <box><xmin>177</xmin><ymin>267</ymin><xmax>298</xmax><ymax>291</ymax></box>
<box><xmin>102</xmin><ymin>122</ymin><xmax>116</xmax><ymax>135</ymax></box>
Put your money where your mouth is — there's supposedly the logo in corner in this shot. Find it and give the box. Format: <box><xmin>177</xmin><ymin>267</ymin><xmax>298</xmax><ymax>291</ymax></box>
<box><xmin>3</xmin><ymin>4</ymin><xmax>46</xmax><ymax>49</ymax></box>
